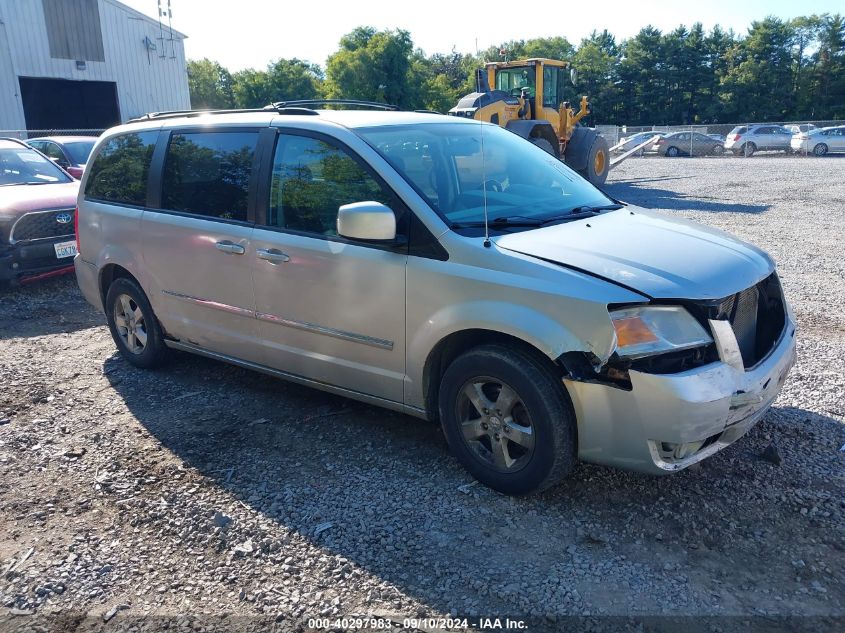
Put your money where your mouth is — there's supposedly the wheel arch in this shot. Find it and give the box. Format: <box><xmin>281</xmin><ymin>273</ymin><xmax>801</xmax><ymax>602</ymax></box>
<box><xmin>422</xmin><ymin>328</ymin><xmax>568</xmax><ymax>423</ymax></box>
<box><xmin>504</xmin><ymin>120</ymin><xmax>560</xmax><ymax>157</ymax></box>
<box><xmin>98</xmin><ymin>263</ymin><xmax>141</xmax><ymax>310</ymax></box>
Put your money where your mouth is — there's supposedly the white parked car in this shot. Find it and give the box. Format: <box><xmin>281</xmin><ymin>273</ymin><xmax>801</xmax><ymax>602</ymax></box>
<box><xmin>790</xmin><ymin>126</ymin><xmax>845</xmax><ymax>156</ymax></box>
<box><xmin>786</xmin><ymin>124</ymin><xmax>817</xmax><ymax>136</ymax></box>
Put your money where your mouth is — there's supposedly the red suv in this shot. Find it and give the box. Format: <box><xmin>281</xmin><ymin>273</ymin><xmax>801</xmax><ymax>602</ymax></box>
<box><xmin>0</xmin><ymin>138</ymin><xmax>80</xmax><ymax>287</ymax></box>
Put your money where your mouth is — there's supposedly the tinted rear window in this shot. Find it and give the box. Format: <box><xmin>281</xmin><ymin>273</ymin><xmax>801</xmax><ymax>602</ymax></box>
<box><xmin>85</xmin><ymin>132</ymin><xmax>158</xmax><ymax>206</ymax></box>
<box><xmin>161</xmin><ymin>131</ymin><xmax>258</xmax><ymax>222</ymax></box>
<box><xmin>730</xmin><ymin>126</ymin><xmax>747</xmax><ymax>135</ymax></box>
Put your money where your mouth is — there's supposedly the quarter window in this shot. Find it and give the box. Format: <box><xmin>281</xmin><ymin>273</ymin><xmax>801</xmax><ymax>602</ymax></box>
<box><xmin>161</xmin><ymin>131</ymin><xmax>258</xmax><ymax>222</ymax></box>
<box><xmin>267</xmin><ymin>134</ymin><xmax>397</xmax><ymax>237</ymax></box>
<box><xmin>84</xmin><ymin>131</ymin><xmax>157</xmax><ymax>206</ymax></box>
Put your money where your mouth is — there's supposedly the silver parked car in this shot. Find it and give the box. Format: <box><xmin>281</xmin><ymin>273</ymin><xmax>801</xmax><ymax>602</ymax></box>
<box><xmin>653</xmin><ymin>132</ymin><xmax>724</xmax><ymax>157</ymax></box>
<box><xmin>790</xmin><ymin>126</ymin><xmax>845</xmax><ymax>156</ymax></box>
<box><xmin>724</xmin><ymin>125</ymin><xmax>793</xmax><ymax>156</ymax></box>
<box><xmin>74</xmin><ymin>106</ymin><xmax>796</xmax><ymax>495</ymax></box>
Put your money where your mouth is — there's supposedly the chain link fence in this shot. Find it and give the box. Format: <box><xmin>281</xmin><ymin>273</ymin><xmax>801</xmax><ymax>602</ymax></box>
<box><xmin>601</xmin><ymin>120</ymin><xmax>845</xmax><ymax>160</ymax></box>
<box><xmin>0</xmin><ymin>129</ymin><xmax>105</xmax><ymax>140</ymax></box>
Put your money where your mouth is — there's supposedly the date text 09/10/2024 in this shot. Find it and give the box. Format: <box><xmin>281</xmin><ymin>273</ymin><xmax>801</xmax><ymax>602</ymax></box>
<box><xmin>307</xmin><ymin>617</ymin><xmax>528</xmax><ymax>630</ymax></box>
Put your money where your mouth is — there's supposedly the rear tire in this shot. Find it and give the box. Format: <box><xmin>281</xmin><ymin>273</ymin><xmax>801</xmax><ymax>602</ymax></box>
<box><xmin>666</xmin><ymin>146</ymin><xmax>680</xmax><ymax>157</ymax></box>
<box><xmin>741</xmin><ymin>142</ymin><xmax>756</xmax><ymax>157</ymax></box>
<box><xmin>105</xmin><ymin>277</ymin><xmax>170</xmax><ymax>369</ymax></box>
<box><xmin>438</xmin><ymin>344</ymin><xmax>577</xmax><ymax>495</ymax></box>
<box><xmin>813</xmin><ymin>143</ymin><xmax>828</xmax><ymax>156</ymax></box>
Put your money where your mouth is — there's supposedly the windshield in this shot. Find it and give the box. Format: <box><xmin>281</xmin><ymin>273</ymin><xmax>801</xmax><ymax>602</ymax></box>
<box><xmin>0</xmin><ymin>146</ymin><xmax>72</xmax><ymax>186</ymax></box>
<box><xmin>357</xmin><ymin>123</ymin><xmax>613</xmax><ymax>228</ymax></box>
<box><xmin>64</xmin><ymin>141</ymin><xmax>96</xmax><ymax>165</ymax></box>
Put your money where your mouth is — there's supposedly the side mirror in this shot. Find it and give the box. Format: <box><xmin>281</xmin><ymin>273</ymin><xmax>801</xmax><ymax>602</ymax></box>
<box><xmin>337</xmin><ymin>201</ymin><xmax>396</xmax><ymax>242</ymax></box>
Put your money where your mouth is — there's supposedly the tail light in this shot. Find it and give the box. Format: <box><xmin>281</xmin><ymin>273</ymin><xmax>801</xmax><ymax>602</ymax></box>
<box><xmin>799</xmin><ymin>135</ymin><xmax>809</xmax><ymax>140</ymax></box>
<box><xmin>74</xmin><ymin>206</ymin><xmax>80</xmax><ymax>253</ymax></box>
<box><xmin>732</xmin><ymin>134</ymin><xmax>742</xmax><ymax>141</ymax></box>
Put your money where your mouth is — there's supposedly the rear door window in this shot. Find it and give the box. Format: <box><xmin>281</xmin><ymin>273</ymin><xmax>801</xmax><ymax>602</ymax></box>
<box><xmin>161</xmin><ymin>131</ymin><xmax>258</xmax><ymax>222</ymax></box>
<box><xmin>84</xmin><ymin>131</ymin><xmax>158</xmax><ymax>206</ymax></box>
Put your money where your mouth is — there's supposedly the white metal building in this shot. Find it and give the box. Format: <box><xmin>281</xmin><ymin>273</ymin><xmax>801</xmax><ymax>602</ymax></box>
<box><xmin>0</xmin><ymin>0</ymin><xmax>189</xmax><ymax>132</ymax></box>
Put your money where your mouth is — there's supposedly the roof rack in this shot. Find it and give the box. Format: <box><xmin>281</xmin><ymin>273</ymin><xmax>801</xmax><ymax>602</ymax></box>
<box><xmin>127</xmin><ymin>105</ymin><xmax>319</xmax><ymax>123</ymax></box>
<box><xmin>271</xmin><ymin>99</ymin><xmax>398</xmax><ymax>111</ymax></box>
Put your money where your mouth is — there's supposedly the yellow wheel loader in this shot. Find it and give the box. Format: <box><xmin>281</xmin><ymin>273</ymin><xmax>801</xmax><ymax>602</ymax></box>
<box><xmin>448</xmin><ymin>58</ymin><xmax>609</xmax><ymax>186</ymax></box>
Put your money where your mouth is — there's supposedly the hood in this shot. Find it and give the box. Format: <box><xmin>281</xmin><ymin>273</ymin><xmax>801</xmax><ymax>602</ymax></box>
<box><xmin>494</xmin><ymin>208</ymin><xmax>775</xmax><ymax>300</ymax></box>
<box><xmin>0</xmin><ymin>181</ymin><xmax>80</xmax><ymax>218</ymax></box>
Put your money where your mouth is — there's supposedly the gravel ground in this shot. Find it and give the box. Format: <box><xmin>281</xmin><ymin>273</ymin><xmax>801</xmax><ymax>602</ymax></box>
<box><xmin>0</xmin><ymin>156</ymin><xmax>843</xmax><ymax>632</ymax></box>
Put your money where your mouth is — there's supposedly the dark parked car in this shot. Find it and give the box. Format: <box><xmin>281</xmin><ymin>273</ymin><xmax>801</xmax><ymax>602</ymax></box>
<box><xmin>27</xmin><ymin>136</ymin><xmax>98</xmax><ymax>180</ymax></box>
<box><xmin>0</xmin><ymin>138</ymin><xmax>79</xmax><ymax>287</ymax></box>
<box><xmin>652</xmin><ymin>132</ymin><xmax>724</xmax><ymax>157</ymax></box>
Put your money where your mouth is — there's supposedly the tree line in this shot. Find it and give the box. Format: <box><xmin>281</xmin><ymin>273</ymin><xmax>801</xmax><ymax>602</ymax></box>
<box><xmin>187</xmin><ymin>15</ymin><xmax>845</xmax><ymax>126</ymax></box>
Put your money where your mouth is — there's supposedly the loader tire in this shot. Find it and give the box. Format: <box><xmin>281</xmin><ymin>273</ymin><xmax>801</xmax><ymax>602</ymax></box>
<box><xmin>578</xmin><ymin>135</ymin><xmax>609</xmax><ymax>187</ymax></box>
<box><xmin>531</xmin><ymin>137</ymin><xmax>557</xmax><ymax>157</ymax></box>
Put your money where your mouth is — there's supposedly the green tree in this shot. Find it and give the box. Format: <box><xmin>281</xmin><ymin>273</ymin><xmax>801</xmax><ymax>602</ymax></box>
<box><xmin>187</xmin><ymin>58</ymin><xmax>234</xmax><ymax>109</ymax></box>
<box><xmin>325</xmin><ymin>27</ymin><xmax>419</xmax><ymax>108</ymax></box>
<box><xmin>719</xmin><ymin>17</ymin><xmax>796</xmax><ymax>121</ymax></box>
<box><xmin>232</xmin><ymin>59</ymin><xmax>323</xmax><ymax>108</ymax></box>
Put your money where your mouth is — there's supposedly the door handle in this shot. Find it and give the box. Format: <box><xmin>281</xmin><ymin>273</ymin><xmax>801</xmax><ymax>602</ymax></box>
<box><xmin>215</xmin><ymin>241</ymin><xmax>245</xmax><ymax>255</ymax></box>
<box><xmin>257</xmin><ymin>248</ymin><xmax>290</xmax><ymax>264</ymax></box>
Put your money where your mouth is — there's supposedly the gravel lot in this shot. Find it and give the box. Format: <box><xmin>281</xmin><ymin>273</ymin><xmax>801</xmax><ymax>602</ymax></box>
<box><xmin>0</xmin><ymin>156</ymin><xmax>843</xmax><ymax>632</ymax></box>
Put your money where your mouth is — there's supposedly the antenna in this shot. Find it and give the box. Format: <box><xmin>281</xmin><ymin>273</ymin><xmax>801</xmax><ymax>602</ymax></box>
<box><xmin>156</xmin><ymin>0</ymin><xmax>165</xmax><ymax>58</ymax></box>
<box><xmin>479</xmin><ymin>120</ymin><xmax>491</xmax><ymax>248</ymax></box>
<box><xmin>167</xmin><ymin>0</ymin><xmax>176</xmax><ymax>59</ymax></box>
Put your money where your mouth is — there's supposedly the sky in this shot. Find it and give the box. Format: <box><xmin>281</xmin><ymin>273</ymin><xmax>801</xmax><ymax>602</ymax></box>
<box><xmin>121</xmin><ymin>0</ymin><xmax>843</xmax><ymax>71</ymax></box>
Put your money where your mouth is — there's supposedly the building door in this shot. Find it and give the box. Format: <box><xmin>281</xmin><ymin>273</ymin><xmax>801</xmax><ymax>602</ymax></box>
<box><xmin>19</xmin><ymin>77</ymin><xmax>119</xmax><ymax>130</ymax></box>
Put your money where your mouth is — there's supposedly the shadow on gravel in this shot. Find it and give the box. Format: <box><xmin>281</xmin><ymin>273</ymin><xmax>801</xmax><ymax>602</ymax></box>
<box><xmin>101</xmin><ymin>349</ymin><xmax>845</xmax><ymax>619</ymax></box>
<box><xmin>0</xmin><ymin>276</ymin><xmax>102</xmax><ymax>339</ymax></box>
<box><xmin>605</xmin><ymin>180</ymin><xmax>771</xmax><ymax>214</ymax></box>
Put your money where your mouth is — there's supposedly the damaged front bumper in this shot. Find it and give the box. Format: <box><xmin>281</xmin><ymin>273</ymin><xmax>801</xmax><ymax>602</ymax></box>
<box><xmin>566</xmin><ymin>314</ymin><xmax>797</xmax><ymax>474</ymax></box>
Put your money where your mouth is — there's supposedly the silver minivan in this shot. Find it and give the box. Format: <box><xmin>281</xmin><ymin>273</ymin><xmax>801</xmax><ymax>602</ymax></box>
<box><xmin>74</xmin><ymin>107</ymin><xmax>796</xmax><ymax>494</ymax></box>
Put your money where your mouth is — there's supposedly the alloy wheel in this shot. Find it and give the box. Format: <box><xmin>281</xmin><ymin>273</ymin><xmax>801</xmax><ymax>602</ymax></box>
<box><xmin>456</xmin><ymin>377</ymin><xmax>535</xmax><ymax>473</ymax></box>
<box><xmin>113</xmin><ymin>293</ymin><xmax>148</xmax><ymax>354</ymax></box>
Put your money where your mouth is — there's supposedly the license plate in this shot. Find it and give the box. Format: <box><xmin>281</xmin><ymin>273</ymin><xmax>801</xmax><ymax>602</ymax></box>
<box><xmin>54</xmin><ymin>240</ymin><xmax>77</xmax><ymax>259</ymax></box>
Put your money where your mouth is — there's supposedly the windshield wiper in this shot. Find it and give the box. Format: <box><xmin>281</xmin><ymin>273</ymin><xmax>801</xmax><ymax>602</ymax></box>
<box><xmin>537</xmin><ymin>204</ymin><xmax>624</xmax><ymax>225</ymax></box>
<box><xmin>564</xmin><ymin>204</ymin><xmax>624</xmax><ymax>215</ymax></box>
<box><xmin>451</xmin><ymin>216</ymin><xmax>545</xmax><ymax>228</ymax></box>
<box><xmin>451</xmin><ymin>205</ymin><xmax>624</xmax><ymax>230</ymax></box>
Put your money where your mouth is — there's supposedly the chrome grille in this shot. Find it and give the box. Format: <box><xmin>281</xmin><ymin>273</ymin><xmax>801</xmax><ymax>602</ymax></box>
<box><xmin>10</xmin><ymin>209</ymin><xmax>76</xmax><ymax>242</ymax></box>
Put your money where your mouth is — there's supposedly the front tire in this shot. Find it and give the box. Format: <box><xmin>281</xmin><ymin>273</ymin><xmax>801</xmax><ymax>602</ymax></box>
<box><xmin>438</xmin><ymin>345</ymin><xmax>577</xmax><ymax>495</ymax></box>
<box><xmin>577</xmin><ymin>135</ymin><xmax>609</xmax><ymax>187</ymax></box>
<box><xmin>530</xmin><ymin>137</ymin><xmax>557</xmax><ymax>157</ymax></box>
<box><xmin>105</xmin><ymin>277</ymin><xmax>169</xmax><ymax>369</ymax></box>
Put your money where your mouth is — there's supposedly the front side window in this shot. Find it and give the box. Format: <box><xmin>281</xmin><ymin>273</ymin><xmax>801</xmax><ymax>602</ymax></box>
<box><xmin>161</xmin><ymin>131</ymin><xmax>258</xmax><ymax>222</ymax></box>
<box><xmin>495</xmin><ymin>67</ymin><xmax>535</xmax><ymax>97</ymax></box>
<box><xmin>358</xmin><ymin>123</ymin><xmax>613</xmax><ymax>229</ymax></box>
<box><xmin>85</xmin><ymin>131</ymin><xmax>157</xmax><ymax>205</ymax></box>
<box><xmin>267</xmin><ymin>134</ymin><xmax>397</xmax><ymax>236</ymax></box>
<box><xmin>0</xmin><ymin>144</ymin><xmax>72</xmax><ymax>186</ymax></box>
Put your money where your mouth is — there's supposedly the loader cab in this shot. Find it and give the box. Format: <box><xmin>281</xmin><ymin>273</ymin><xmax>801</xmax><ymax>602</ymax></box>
<box><xmin>487</xmin><ymin>59</ymin><xmax>574</xmax><ymax>127</ymax></box>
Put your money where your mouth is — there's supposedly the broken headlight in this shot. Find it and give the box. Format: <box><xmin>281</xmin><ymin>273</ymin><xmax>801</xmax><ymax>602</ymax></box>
<box><xmin>610</xmin><ymin>305</ymin><xmax>712</xmax><ymax>360</ymax></box>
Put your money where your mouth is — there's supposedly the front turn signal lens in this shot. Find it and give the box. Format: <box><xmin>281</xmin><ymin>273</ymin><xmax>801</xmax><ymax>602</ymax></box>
<box><xmin>610</xmin><ymin>305</ymin><xmax>713</xmax><ymax>359</ymax></box>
